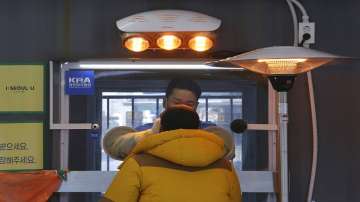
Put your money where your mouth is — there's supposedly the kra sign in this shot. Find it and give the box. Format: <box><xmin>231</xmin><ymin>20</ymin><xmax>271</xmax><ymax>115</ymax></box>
<box><xmin>65</xmin><ymin>70</ymin><xmax>95</xmax><ymax>95</ymax></box>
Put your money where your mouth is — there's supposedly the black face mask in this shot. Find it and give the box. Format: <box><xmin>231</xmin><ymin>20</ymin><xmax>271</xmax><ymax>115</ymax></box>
<box><xmin>160</xmin><ymin>107</ymin><xmax>200</xmax><ymax>132</ymax></box>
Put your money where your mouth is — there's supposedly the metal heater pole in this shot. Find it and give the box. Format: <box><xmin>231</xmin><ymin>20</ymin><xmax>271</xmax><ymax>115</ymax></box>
<box><xmin>279</xmin><ymin>92</ymin><xmax>289</xmax><ymax>202</ymax></box>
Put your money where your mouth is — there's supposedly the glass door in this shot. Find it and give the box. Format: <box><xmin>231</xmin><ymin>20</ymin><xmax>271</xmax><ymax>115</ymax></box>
<box><xmin>100</xmin><ymin>92</ymin><xmax>243</xmax><ymax>171</ymax></box>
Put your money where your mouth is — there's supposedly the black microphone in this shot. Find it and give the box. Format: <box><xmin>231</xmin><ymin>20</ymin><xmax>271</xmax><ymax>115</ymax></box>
<box><xmin>230</xmin><ymin>119</ymin><xmax>248</xmax><ymax>133</ymax></box>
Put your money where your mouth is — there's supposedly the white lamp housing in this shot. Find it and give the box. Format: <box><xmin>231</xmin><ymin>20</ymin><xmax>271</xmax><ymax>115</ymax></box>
<box><xmin>116</xmin><ymin>9</ymin><xmax>221</xmax><ymax>32</ymax></box>
<box><xmin>214</xmin><ymin>46</ymin><xmax>347</xmax><ymax>75</ymax></box>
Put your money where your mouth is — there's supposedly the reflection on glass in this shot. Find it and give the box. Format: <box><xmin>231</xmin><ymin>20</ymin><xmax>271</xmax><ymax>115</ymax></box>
<box><xmin>101</xmin><ymin>99</ymin><xmax>108</xmax><ymax>171</ymax></box>
<box><xmin>134</xmin><ymin>99</ymin><xmax>157</xmax><ymax>128</ymax></box>
<box><xmin>232</xmin><ymin>98</ymin><xmax>242</xmax><ymax>170</ymax></box>
<box><xmin>108</xmin><ymin>160</ymin><xmax>122</xmax><ymax>171</ymax></box>
<box><xmin>103</xmin><ymin>92</ymin><xmax>164</xmax><ymax>96</ymax></box>
<box><xmin>196</xmin><ymin>98</ymin><xmax>206</xmax><ymax>122</ymax></box>
<box><xmin>233</xmin><ymin>98</ymin><xmax>242</xmax><ymax>119</ymax></box>
<box><xmin>101</xmin><ymin>93</ymin><xmax>244</xmax><ymax>171</ymax></box>
<box><xmin>109</xmin><ymin>99</ymin><xmax>132</xmax><ymax>128</ymax></box>
<box><xmin>158</xmin><ymin>99</ymin><xmax>164</xmax><ymax>115</ymax></box>
<box><xmin>103</xmin><ymin>99</ymin><xmax>132</xmax><ymax>171</ymax></box>
<box><xmin>208</xmin><ymin>99</ymin><xmax>231</xmax><ymax>129</ymax></box>
<box><xmin>202</xmin><ymin>92</ymin><xmax>242</xmax><ymax>97</ymax></box>
<box><xmin>101</xmin><ymin>99</ymin><xmax>108</xmax><ymax>136</ymax></box>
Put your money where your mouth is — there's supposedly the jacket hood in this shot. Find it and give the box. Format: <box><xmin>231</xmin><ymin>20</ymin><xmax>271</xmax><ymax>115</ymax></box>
<box><xmin>130</xmin><ymin>129</ymin><xmax>225</xmax><ymax>167</ymax></box>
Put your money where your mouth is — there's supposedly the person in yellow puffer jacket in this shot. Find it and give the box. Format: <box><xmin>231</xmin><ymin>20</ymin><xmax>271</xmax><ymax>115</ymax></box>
<box><xmin>101</xmin><ymin>106</ymin><xmax>242</xmax><ymax>202</ymax></box>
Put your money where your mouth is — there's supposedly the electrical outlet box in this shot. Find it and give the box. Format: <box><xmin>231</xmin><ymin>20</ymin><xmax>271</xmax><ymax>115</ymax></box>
<box><xmin>299</xmin><ymin>22</ymin><xmax>315</xmax><ymax>44</ymax></box>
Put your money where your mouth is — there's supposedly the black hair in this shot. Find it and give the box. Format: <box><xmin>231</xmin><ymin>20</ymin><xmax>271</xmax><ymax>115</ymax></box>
<box><xmin>165</xmin><ymin>79</ymin><xmax>202</xmax><ymax>99</ymax></box>
<box><xmin>160</xmin><ymin>107</ymin><xmax>200</xmax><ymax>132</ymax></box>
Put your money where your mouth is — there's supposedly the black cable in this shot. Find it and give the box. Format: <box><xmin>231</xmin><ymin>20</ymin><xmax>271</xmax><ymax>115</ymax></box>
<box><xmin>298</xmin><ymin>33</ymin><xmax>311</xmax><ymax>47</ymax></box>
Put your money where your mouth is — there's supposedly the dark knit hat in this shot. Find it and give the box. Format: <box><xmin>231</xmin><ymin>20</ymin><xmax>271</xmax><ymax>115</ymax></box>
<box><xmin>160</xmin><ymin>105</ymin><xmax>200</xmax><ymax>132</ymax></box>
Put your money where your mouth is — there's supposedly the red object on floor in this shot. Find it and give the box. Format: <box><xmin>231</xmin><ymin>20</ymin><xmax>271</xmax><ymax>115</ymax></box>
<box><xmin>0</xmin><ymin>170</ymin><xmax>62</xmax><ymax>202</ymax></box>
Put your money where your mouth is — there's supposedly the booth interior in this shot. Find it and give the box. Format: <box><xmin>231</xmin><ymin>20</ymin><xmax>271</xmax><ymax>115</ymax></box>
<box><xmin>48</xmin><ymin>59</ymin><xmax>274</xmax><ymax>202</ymax></box>
<box><xmin>1</xmin><ymin>1</ymin><xmax>360</xmax><ymax>202</ymax></box>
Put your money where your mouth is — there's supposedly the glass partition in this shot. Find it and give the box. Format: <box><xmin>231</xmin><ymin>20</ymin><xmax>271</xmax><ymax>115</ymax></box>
<box><xmin>101</xmin><ymin>92</ymin><xmax>243</xmax><ymax>171</ymax></box>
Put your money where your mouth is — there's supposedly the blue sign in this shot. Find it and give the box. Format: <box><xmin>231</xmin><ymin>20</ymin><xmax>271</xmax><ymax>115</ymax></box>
<box><xmin>65</xmin><ymin>70</ymin><xmax>95</xmax><ymax>95</ymax></box>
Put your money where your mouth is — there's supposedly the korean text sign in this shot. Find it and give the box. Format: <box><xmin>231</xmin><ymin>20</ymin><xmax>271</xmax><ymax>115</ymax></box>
<box><xmin>0</xmin><ymin>123</ymin><xmax>43</xmax><ymax>170</ymax></box>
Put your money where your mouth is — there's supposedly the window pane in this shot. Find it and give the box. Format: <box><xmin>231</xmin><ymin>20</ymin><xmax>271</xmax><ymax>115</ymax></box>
<box><xmin>233</xmin><ymin>98</ymin><xmax>243</xmax><ymax>170</ymax></box>
<box><xmin>208</xmin><ymin>99</ymin><xmax>231</xmax><ymax>129</ymax></box>
<box><xmin>103</xmin><ymin>92</ymin><xmax>164</xmax><ymax>96</ymax></box>
<box><xmin>106</xmin><ymin>99</ymin><xmax>132</xmax><ymax>171</ymax></box>
<box><xmin>109</xmin><ymin>159</ymin><xmax>122</xmax><ymax>171</ymax></box>
<box><xmin>207</xmin><ymin>97</ymin><xmax>243</xmax><ymax>170</ymax></box>
<box><xmin>101</xmin><ymin>98</ymin><xmax>108</xmax><ymax>134</ymax></box>
<box><xmin>158</xmin><ymin>99</ymin><xmax>164</xmax><ymax>116</ymax></box>
<box><xmin>196</xmin><ymin>98</ymin><xmax>206</xmax><ymax>122</ymax></box>
<box><xmin>101</xmin><ymin>94</ymin><xmax>244</xmax><ymax>171</ymax></box>
<box><xmin>202</xmin><ymin>92</ymin><xmax>242</xmax><ymax>97</ymax></box>
<box><xmin>233</xmin><ymin>98</ymin><xmax>242</xmax><ymax>119</ymax></box>
<box><xmin>134</xmin><ymin>98</ymin><xmax>157</xmax><ymax>128</ymax></box>
<box><xmin>109</xmin><ymin>99</ymin><xmax>132</xmax><ymax>128</ymax></box>
<box><xmin>101</xmin><ymin>99</ymin><xmax>108</xmax><ymax>171</ymax></box>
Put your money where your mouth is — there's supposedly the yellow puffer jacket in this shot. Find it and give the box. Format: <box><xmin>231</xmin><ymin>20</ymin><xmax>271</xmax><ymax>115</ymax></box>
<box><xmin>103</xmin><ymin>129</ymin><xmax>242</xmax><ymax>202</ymax></box>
